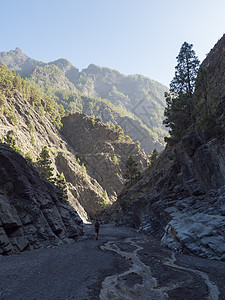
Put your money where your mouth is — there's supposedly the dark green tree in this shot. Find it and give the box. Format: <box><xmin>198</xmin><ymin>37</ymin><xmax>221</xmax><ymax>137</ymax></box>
<box><xmin>3</xmin><ymin>133</ymin><xmax>21</xmax><ymax>153</ymax></box>
<box><xmin>170</xmin><ymin>42</ymin><xmax>200</xmax><ymax>98</ymax></box>
<box><xmin>123</xmin><ymin>155</ymin><xmax>140</xmax><ymax>185</ymax></box>
<box><xmin>164</xmin><ymin>42</ymin><xmax>200</xmax><ymax>142</ymax></box>
<box><xmin>55</xmin><ymin>172</ymin><xmax>68</xmax><ymax>200</ymax></box>
<box><xmin>4</xmin><ymin>133</ymin><xmax>16</xmax><ymax>149</ymax></box>
<box><xmin>148</xmin><ymin>148</ymin><xmax>158</xmax><ymax>165</ymax></box>
<box><xmin>37</xmin><ymin>146</ymin><xmax>54</xmax><ymax>181</ymax></box>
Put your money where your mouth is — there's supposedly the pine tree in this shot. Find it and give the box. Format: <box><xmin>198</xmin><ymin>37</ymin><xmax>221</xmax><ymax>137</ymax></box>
<box><xmin>170</xmin><ymin>42</ymin><xmax>200</xmax><ymax>98</ymax></box>
<box><xmin>37</xmin><ymin>146</ymin><xmax>54</xmax><ymax>181</ymax></box>
<box><xmin>164</xmin><ymin>42</ymin><xmax>200</xmax><ymax>143</ymax></box>
<box><xmin>4</xmin><ymin>133</ymin><xmax>21</xmax><ymax>153</ymax></box>
<box><xmin>123</xmin><ymin>155</ymin><xmax>140</xmax><ymax>185</ymax></box>
<box><xmin>55</xmin><ymin>172</ymin><xmax>68</xmax><ymax>200</ymax></box>
<box><xmin>148</xmin><ymin>149</ymin><xmax>158</xmax><ymax>165</ymax></box>
<box><xmin>5</xmin><ymin>133</ymin><xmax>16</xmax><ymax>149</ymax></box>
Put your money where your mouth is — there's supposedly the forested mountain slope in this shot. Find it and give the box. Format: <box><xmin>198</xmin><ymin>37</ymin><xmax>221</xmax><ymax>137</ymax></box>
<box><xmin>0</xmin><ymin>48</ymin><xmax>168</xmax><ymax>153</ymax></box>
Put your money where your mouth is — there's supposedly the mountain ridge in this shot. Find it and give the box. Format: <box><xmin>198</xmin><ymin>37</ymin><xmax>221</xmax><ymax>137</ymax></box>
<box><xmin>0</xmin><ymin>48</ymin><xmax>168</xmax><ymax>153</ymax></box>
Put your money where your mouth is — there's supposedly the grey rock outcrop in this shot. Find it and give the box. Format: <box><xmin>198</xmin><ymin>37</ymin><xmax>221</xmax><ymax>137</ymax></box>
<box><xmin>0</xmin><ymin>91</ymin><xmax>108</xmax><ymax>221</ymax></box>
<box><xmin>116</xmin><ymin>124</ymin><xmax>225</xmax><ymax>260</ymax></box>
<box><xmin>61</xmin><ymin>113</ymin><xmax>147</xmax><ymax>199</ymax></box>
<box><xmin>112</xmin><ymin>34</ymin><xmax>225</xmax><ymax>260</ymax></box>
<box><xmin>0</xmin><ymin>144</ymin><xmax>83</xmax><ymax>255</ymax></box>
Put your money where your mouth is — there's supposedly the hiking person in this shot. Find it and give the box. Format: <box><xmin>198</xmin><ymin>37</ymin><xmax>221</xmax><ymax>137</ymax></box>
<box><xmin>94</xmin><ymin>219</ymin><xmax>100</xmax><ymax>240</ymax></box>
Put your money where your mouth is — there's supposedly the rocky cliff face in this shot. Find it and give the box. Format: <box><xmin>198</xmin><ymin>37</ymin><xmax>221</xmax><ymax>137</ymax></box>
<box><xmin>0</xmin><ymin>68</ymin><xmax>147</xmax><ymax>255</ymax></box>
<box><xmin>61</xmin><ymin>113</ymin><xmax>147</xmax><ymax>199</ymax></box>
<box><xmin>202</xmin><ymin>34</ymin><xmax>225</xmax><ymax>98</ymax></box>
<box><xmin>0</xmin><ymin>144</ymin><xmax>83</xmax><ymax>255</ymax></box>
<box><xmin>2</xmin><ymin>89</ymin><xmax>113</xmax><ymax>220</ymax></box>
<box><xmin>114</xmin><ymin>115</ymin><xmax>225</xmax><ymax>261</ymax></box>
<box><xmin>111</xmin><ymin>35</ymin><xmax>225</xmax><ymax>261</ymax></box>
<box><xmin>0</xmin><ymin>89</ymin><xmax>146</xmax><ymax>221</ymax></box>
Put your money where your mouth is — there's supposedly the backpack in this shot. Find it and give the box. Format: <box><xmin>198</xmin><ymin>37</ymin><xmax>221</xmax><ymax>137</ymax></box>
<box><xmin>95</xmin><ymin>221</ymin><xmax>100</xmax><ymax>229</ymax></box>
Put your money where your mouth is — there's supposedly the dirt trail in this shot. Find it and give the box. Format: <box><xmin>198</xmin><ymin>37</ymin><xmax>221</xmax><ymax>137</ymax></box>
<box><xmin>0</xmin><ymin>224</ymin><xmax>225</xmax><ymax>300</ymax></box>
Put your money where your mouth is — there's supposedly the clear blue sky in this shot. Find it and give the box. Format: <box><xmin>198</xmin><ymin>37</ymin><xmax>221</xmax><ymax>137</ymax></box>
<box><xmin>1</xmin><ymin>0</ymin><xmax>225</xmax><ymax>86</ymax></box>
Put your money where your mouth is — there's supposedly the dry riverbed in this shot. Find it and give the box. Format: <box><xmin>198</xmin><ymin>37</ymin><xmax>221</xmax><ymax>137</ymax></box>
<box><xmin>0</xmin><ymin>224</ymin><xmax>225</xmax><ymax>299</ymax></box>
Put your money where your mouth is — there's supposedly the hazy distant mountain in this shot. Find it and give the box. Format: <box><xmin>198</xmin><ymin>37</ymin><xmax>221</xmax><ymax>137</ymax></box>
<box><xmin>0</xmin><ymin>48</ymin><xmax>168</xmax><ymax>153</ymax></box>
<box><xmin>0</xmin><ymin>47</ymin><xmax>45</xmax><ymax>77</ymax></box>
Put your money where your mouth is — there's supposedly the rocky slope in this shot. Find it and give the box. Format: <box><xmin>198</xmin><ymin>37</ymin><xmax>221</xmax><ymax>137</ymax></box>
<box><xmin>0</xmin><ymin>64</ymin><xmax>147</xmax><ymax>255</ymax></box>
<box><xmin>0</xmin><ymin>48</ymin><xmax>168</xmax><ymax>153</ymax></box>
<box><xmin>61</xmin><ymin>113</ymin><xmax>147</xmax><ymax>199</ymax></box>
<box><xmin>0</xmin><ymin>89</ymin><xmax>146</xmax><ymax>216</ymax></box>
<box><xmin>109</xmin><ymin>35</ymin><xmax>225</xmax><ymax>261</ymax></box>
<box><xmin>202</xmin><ymin>34</ymin><xmax>225</xmax><ymax>99</ymax></box>
<box><xmin>0</xmin><ymin>144</ymin><xmax>83</xmax><ymax>255</ymax></box>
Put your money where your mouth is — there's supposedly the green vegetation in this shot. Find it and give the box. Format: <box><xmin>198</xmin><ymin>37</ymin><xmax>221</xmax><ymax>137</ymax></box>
<box><xmin>36</xmin><ymin>146</ymin><xmax>68</xmax><ymax>200</ymax></box>
<box><xmin>80</xmin><ymin>163</ymin><xmax>87</xmax><ymax>179</ymax></box>
<box><xmin>55</xmin><ymin>172</ymin><xmax>68</xmax><ymax>200</ymax></box>
<box><xmin>164</xmin><ymin>41</ymin><xmax>222</xmax><ymax>144</ymax></box>
<box><xmin>115</xmin><ymin>125</ymin><xmax>124</xmax><ymax>139</ymax></box>
<box><xmin>0</xmin><ymin>63</ymin><xmax>63</xmax><ymax>129</ymax></box>
<box><xmin>0</xmin><ymin>50</ymin><xmax>170</xmax><ymax>152</ymax></box>
<box><xmin>3</xmin><ymin>133</ymin><xmax>21</xmax><ymax>153</ymax></box>
<box><xmin>163</xmin><ymin>42</ymin><xmax>200</xmax><ymax>143</ymax></box>
<box><xmin>125</xmin><ymin>135</ymin><xmax>132</xmax><ymax>142</ymax></box>
<box><xmin>148</xmin><ymin>148</ymin><xmax>159</xmax><ymax>165</ymax></box>
<box><xmin>136</xmin><ymin>140</ymin><xmax>141</xmax><ymax>148</ymax></box>
<box><xmin>37</xmin><ymin>145</ymin><xmax>54</xmax><ymax>182</ymax></box>
<box><xmin>5</xmin><ymin>105</ymin><xmax>18</xmax><ymax>125</ymax></box>
<box><xmin>27</xmin><ymin>121</ymin><xmax>35</xmax><ymax>133</ymax></box>
<box><xmin>102</xmin><ymin>189</ymin><xmax>109</xmax><ymax>200</ymax></box>
<box><xmin>100</xmin><ymin>190</ymin><xmax>110</xmax><ymax>209</ymax></box>
<box><xmin>123</xmin><ymin>155</ymin><xmax>140</xmax><ymax>185</ymax></box>
<box><xmin>91</xmin><ymin>114</ymin><xmax>96</xmax><ymax>127</ymax></box>
<box><xmin>76</xmin><ymin>154</ymin><xmax>87</xmax><ymax>166</ymax></box>
<box><xmin>25</xmin><ymin>151</ymin><xmax>33</xmax><ymax>162</ymax></box>
<box><xmin>24</xmin><ymin>61</ymin><xmax>168</xmax><ymax>149</ymax></box>
<box><xmin>30</xmin><ymin>134</ymin><xmax>35</xmax><ymax>147</ymax></box>
<box><xmin>113</xmin><ymin>154</ymin><xmax>119</xmax><ymax>166</ymax></box>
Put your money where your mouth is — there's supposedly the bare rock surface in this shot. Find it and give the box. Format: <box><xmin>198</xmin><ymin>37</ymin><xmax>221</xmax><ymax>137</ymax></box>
<box><xmin>0</xmin><ymin>144</ymin><xmax>83</xmax><ymax>255</ymax></box>
<box><xmin>0</xmin><ymin>224</ymin><xmax>225</xmax><ymax>299</ymax></box>
<box><xmin>61</xmin><ymin>113</ymin><xmax>147</xmax><ymax>199</ymax></box>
